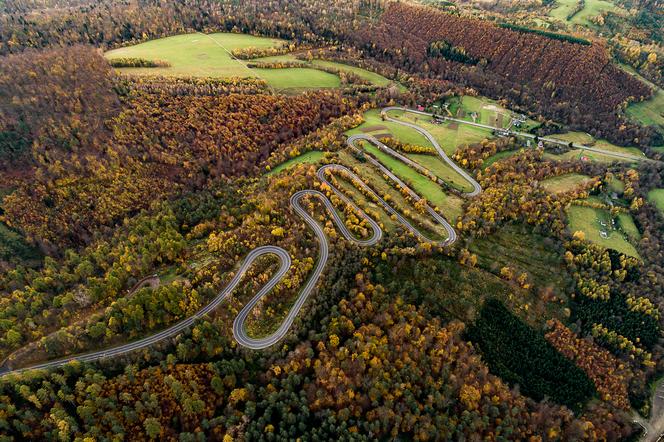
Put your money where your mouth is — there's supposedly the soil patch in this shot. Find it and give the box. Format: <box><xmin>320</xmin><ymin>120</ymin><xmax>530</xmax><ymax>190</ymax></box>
<box><xmin>361</xmin><ymin>125</ymin><xmax>388</xmax><ymax>133</ymax></box>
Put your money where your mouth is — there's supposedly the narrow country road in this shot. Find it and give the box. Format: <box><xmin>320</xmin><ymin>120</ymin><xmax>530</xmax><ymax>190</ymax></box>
<box><xmin>232</xmin><ymin>189</ymin><xmax>382</xmax><ymax>350</ymax></box>
<box><xmin>382</xmin><ymin>107</ymin><xmax>483</xmax><ymax>195</ymax></box>
<box><xmin>0</xmin><ymin>107</ymin><xmax>480</xmax><ymax>377</ymax></box>
<box><xmin>633</xmin><ymin>378</ymin><xmax>664</xmax><ymax>442</ymax></box>
<box><xmin>384</xmin><ymin>106</ymin><xmax>659</xmax><ymax>164</ymax></box>
<box><xmin>342</xmin><ymin>139</ymin><xmax>458</xmax><ymax>244</ymax></box>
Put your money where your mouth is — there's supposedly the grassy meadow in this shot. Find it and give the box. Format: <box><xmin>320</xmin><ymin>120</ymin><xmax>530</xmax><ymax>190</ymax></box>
<box><xmin>648</xmin><ymin>189</ymin><xmax>664</xmax><ymax>215</ymax></box>
<box><xmin>567</xmin><ymin>205</ymin><xmax>640</xmax><ymax>257</ymax></box>
<box><xmin>541</xmin><ymin>173</ymin><xmax>592</xmax><ymax>194</ymax></box>
<box><xmin>105</xmin><ymin>33</ymin><xmax>340</xmax><ymax>90</ymax></box>
<box><xmin>267</xmin><ymin>151</ymin><xmax>326</xmax><ymax>176</ymax></box>
<box><xmin>549</xmin><ymin>0</ymin><xmax>621</xmax><ymax>26</ymax></box>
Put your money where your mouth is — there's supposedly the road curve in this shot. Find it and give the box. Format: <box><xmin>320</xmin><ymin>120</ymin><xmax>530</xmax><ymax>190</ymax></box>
<box><xmin>383</xmin><ymin>106</ymin><xmax>657</xmax><ymax>164</ymax></box>
<box><xmin>0</xmin><ymin>188</ymin><xmax>382</xmax><ymax>375</ymax></box>
<box><xmin>232</xmin><ymin>189</ymin><xmax>381</xmax><ymax>349</ymax></box>
<box><xmin>381</xmin><ymin>107</ymin><xmax>483</xmax><ymax>196</ymax></box>
<box><xmin>1</xmin><ymin>109</ymin><xmax>479</xmax><ymax>377</ymax></box>
<box><xmin>336</xmin><ymin>144</ymin><xmax>457</xmax><ymax>245</ymax></box>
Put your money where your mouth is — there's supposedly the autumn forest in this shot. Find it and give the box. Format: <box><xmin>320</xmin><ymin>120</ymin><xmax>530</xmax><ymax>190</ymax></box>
<box><xmin>0</xmin><ymin>0</ymin><xmax>663</xmax><ymax>440</ymax></box>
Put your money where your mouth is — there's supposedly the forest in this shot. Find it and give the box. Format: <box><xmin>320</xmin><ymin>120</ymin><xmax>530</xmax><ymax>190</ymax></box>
<box><xmin>0</xmin><ymin>0</ymin><xmax>663</xmax><ymax>440</ymax></box>
<box><xmin>352</xmin><ymin>2</ymin><xmax>658</xmax><ymax>148</ymax></box>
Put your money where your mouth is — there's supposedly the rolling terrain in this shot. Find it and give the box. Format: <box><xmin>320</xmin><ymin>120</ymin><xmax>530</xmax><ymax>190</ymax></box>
<box><xmin>0</xmin><ymin>1</ymin><xmax>663</xmax><ymax>440</ymax></box>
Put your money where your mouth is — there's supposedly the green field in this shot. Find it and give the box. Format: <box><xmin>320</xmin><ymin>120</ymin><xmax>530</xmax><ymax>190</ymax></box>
<box><xmin>347</xmin><ymin>109</ymin><xmax>431</xmax><ymax>146</ymax></box>
<box><xmin>267</xmin><ymin>151</ymin><xmax>325</xmax><ymax>175</ymax></box>
<box><xmin>335</xmin><ymin>152</ymin><xmax>399</xmax><ymax>229</ymax></box>
<box><xmin>387</xmin><ymin>109</ymin><xmax>494</xmax><ymax>154</ymax></box>
<box><xmin>541</xmin><ymin>173</ymin><xmax>592</xmax><ymax>194</ymax></box>
<box><xmin>484</xmin><ymin>150</ymin><xmax>520</xmax><ymax>168</ymax></box>
<box><xmin>648</xmin><ymin>189</ymin><xmax>664</xmax><ymax>215</ymax></box>
<box><xmin>567</xmin><ymin>205</ymin><xmax>639</xmax><ymax>257</ymax></box>
<box><xmin>105</xmin><ymin>33</ymin><xmax>281</xmax><ymax>77</ymax></box>
<box><xmin>407</xmin><ymin>153</ymin><xmax>475</xmax><ymax>193</ymax></box>
<box><xmin>361</xmin><ymin>142</ymin><xmax>463</xmax><ymax>220</ymax></box>
<box><xmin>617</xmin><ymin>213</ymin><xmax>641</xmax><ymax>242</ymax></box>
<box><xmin>254</xmin><ymin>54</ymin><xmax>397</xmax><ymax>88</ymax></box>
<box><xmin>311</xmin><ymin>60</ymin><xmax>395</xmax><ymax>87</ymax></box>
<box><xmin>608</xmin><ymin>176</ymin><xmax>626</xmax><ymax>194</ymax></box>
<box><xmin>626</xmin><ymin>88</ymin><xmax>664</xmax><ymax>129</ymax></box>
<box><xmin>338</xmin><ymin>151</ymin><xmax>456</xmax><ymax>238</ymax></box>
<box><xmin>544</xmin><ymin>149</ymin><xmax>637</xmax><ymax>163</ymax></box>
<box><xmin>104</xmin><ymin>33</ymin><xmax>340</xmax><ymax>90</ymax></box>
<box><xmin>445</xmin><ymin>96</ymin><xmax>540</xmax><ymax>132</ymax></box>
<box><xmin>619</xmin><ymin>63</ymin><xmax>664</xmax><ymax>129</ymax></box>
<box><xmin>252</xmin><ymin>67</ymin><xmax>340</xmax><ymax>89</ymax></box>
<box><xmin>347</xmin><ymin>109</ymin><xmax>470</xmax><ymax>213</ymax></box>
<box><xmin>549</xmin><ymin>0</ymin><xmax>621</xmax><ymax>26</ymax></box>
<box><xmin>552</xmin><ymin>131</ymin><xmax>644</xmax><ymax>157</ymax></box>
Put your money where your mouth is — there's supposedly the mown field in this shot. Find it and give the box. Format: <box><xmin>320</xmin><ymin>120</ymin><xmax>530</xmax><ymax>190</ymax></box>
<box><xmin>445</xmin><ymin>96</ymin><xmax>540</xmax><ymax>131</ymax></box>
<box><xmin>254</xmin><ymin>67</ymin><xmax>340</xmax><ymax>89</ymax></box>
<box><xmin>648</xmin><ymin>189</ymin><xmax>664</xmax><ymax>215</ymax></box>
<box><xmin>549</xmin><ymin>0</ymin><xmax>621</xmax><ymax>26</ymax></box>
<box><xmin>255</xmin><ymin>54</ymin><xmax>397</xmax><ymax>88</ymax></box>
<box><xmin>386</xmin><ymin>108</ymin><xmax>493</xmax><ymax>154</ymax></box>
<box><xmin>617</xmin><ymin>212</ymin><xmax>641</xmax><ymax>242</ymax></box>
<box><xmin>544</xmin><ymin>149</ymin><xmax>638</xmax><ymax>163</ymax></box>
<box><xmin>541</xmin><ymin>173</ymin><xmax>592</xmax><ymax>194</ymax></box>
<box><xmin>626</xmin><ymin>87</ymin><xmax>664</xmax><ymax>129</ymax></box>
<box><xmin>105</xmin><ymin>33</ymin><xmax>341</xmax><ymax>89</ymax></box>
<box><xmin>360</xmin><ymin>142</ymin><xmax>465</xmax><ymax>220</ymax></box>
<box><xmin>105</xmin><ymin>33</ymin><xmax>280</xmax><ymax>77</ymax></box>
<box><xmin>346</xmin><ymin>109</ymin><xmax>431</xmax><ymax>145</ymax></box>
<box><xmin>407</xmin><ymin>152</ymin><xmax>475</xmax><ymax>193</ymax></box>
<box><xmin>339</xmin><ymin>151</ymin><xmax>453</xmax><ymax>240</ymax></box>
<box><xmin>567</xmin><ymin>205</ymin><xmax>640</xmax><ymax>257</ymax></box>
<box><xmin>620</xmin><ymin>63</ymin><xmax>664</xmax><ymax>129</ymax></box>
<box><xmin>551</xmin><ymin>131</ymin><xmax>644</xmax><ymax>157</ymax></box>
<box><xmin>347</xmin><ymin>109</ymin><xmax>471</xmax><ymax>215</ymax></box>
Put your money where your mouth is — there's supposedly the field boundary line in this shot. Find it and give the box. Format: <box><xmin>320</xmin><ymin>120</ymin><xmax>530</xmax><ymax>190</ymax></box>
<box><xmin>197</xmin><ymin>32</ymin><xmax>276</xmax><ymax>94</ymax></box>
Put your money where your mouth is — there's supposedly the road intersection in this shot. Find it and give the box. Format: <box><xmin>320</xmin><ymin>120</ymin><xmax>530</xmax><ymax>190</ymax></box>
<box><xmin>6</xmin><ymin>106</ymin><xmax>649</xmax><ymax>377</ymax></box>
<box><xmin>385</xmin><ymin>106</ymin><xmax>657</xmax><ymax>164</ymax></box>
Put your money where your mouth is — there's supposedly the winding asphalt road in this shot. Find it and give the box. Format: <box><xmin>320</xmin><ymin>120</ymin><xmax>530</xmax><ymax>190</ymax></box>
<box><xmin>382</xmin><ymin>107</ymin><xmax>483</xmax><ymax>195</ymax></box>
<box><xmin>342</xmin><ymin>140</ymin><xmax>458</xmax><ymax>245</ymax></box>
<box><xmin>319</xmin><ymin>163</ymin><xmax>456</xmax><ymax>245</ymax></box>
<box><xmin>384</xmin><ymin>106</ymin><xmax>657</xmax><ymax>164</ymax></box>
<box><xmin>0</xmin><ymin>107</ymin><xmax>480</xmax><ymax>377</ymax></box>
<box><xmin>232</xmin><ymin>189</ymin><xmax>381</xmax><ymax>349</ymax></box>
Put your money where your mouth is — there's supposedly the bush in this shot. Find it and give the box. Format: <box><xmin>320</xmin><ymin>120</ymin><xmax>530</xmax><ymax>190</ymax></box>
<box><xmin>108</xmin><ymin>57</ymin><xmax>170</xmax><ymax>68</ymax></box>
<box><xmin>427</xmin><ymin>40</ymin><xmax>484</xmax><ymax>65</ymax></box>
<box><xmin>499</xmin><ymin>23</ymin><xmax>591</xmax><ymax>46</ymax></box>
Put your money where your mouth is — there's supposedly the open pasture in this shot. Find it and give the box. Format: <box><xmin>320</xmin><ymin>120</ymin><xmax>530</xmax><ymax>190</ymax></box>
<box><xmin>567</xmin><ymin>205</ymin><xmax>640</xmax><ymax>257</ymax></box>
<box><xmin>648</xmin><ymin>189</ymin><xmax>664</xmax><ymax>215</ymax></box>
<box><xmin>541</xmin><ymin>173</ymin><xmax>593</xmax><ymax>194</ymax></box>
<box><xmin>105</xmin><ymin>33</ymin><xmax>340</xmax><ymax>90</ymax></box>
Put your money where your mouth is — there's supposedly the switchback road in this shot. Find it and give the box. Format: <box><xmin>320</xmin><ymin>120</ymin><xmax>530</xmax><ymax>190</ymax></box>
<box><xmin>1</xmin><ymin>108</ymin><xmax>480</xmax><ymax>377</ymax></box>
<box><xmin>382</xmin><ymin>107</ymin><xmax>483</xmax><ymax>195</ymax></box>
<box><xmin>384</xmin><ymin>107</ymin><xmax>658</xmax><ymax>164</ymax></box>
